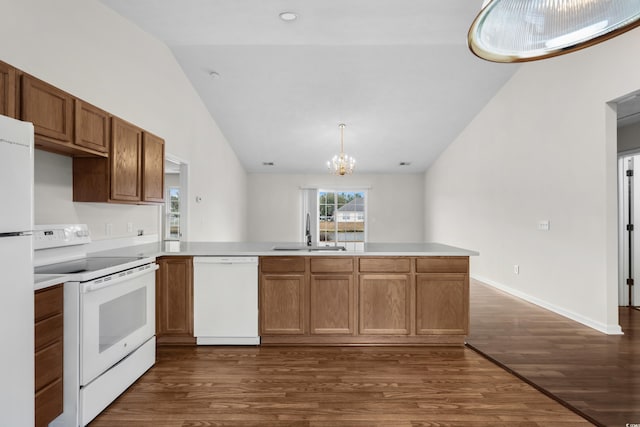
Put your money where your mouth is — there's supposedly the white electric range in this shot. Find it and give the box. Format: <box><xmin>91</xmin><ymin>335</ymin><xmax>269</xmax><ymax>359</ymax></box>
<box><xmin>34</xmin><ymin>224</ymin><xmax>158</xmax><ymax>427</ymax></box>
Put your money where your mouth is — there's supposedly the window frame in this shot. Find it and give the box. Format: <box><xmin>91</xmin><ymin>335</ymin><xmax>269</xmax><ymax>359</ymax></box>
<box><xmin>317</xmin><ymin>188</ymin><xmax>368</xmax><ymax>251</ymax></box>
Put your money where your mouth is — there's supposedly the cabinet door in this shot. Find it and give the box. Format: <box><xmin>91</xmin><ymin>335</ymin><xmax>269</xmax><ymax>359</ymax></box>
<box><xmin>310</xmin><ymin>274</ymin><xmax>354</xmax><ymax>335</ymax></box>
<box><xmin>156</xmin><ymin>257</ymin><xmax>194</xmax><ymax>343</ymax></box>
<box><xmin>142</xmin><ymin>132</ymin><xmax>165</xmax><ymax>202</ymax></box>
<box><xmin>260</xmin><ymin>274</ymin><xmax>305</xmax><ymax>335</ymax></box>
<box><xmin>110</xmin><ymin>117</ymin><xmax>142</xmax><ymax>202</ymax></box>
<box><xmin>75</xmin><ymin>100</ymin><xmax>110</xmax><ymax>154</ymax></box>
<box><xmin>0</xmin><ymin>61</ymin><xmax>16</xmax><ymax>118</ymax></box>
<box><xmin>416</xmin><ymin>274</ymin><xmax>468</xmax><ymax>335</ymax></box>
<box><xmin>21</xmin><ymin>74</ymin><xmax>73</xmax><ymax>143</ymax></box>
<box><xmin>358</xmin><ymin>274</ymin><xmax>411</xmax><ymax>335</ymax></box>
<box><xmin>34</xmin><ymin>284</ymin><xmax>64</xmax><ymax>427</ymax></box>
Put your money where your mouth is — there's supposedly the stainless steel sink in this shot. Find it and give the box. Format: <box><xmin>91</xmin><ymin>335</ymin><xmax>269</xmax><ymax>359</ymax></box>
<box><xmin>271</xmin><ymin>245</ymin><xmax>347</xmax><ymax>252</ymax></box>
<box><xmin>308</xmin><ymin>246</ymin><xmax>346</xmax><ymax>251</ymax></box>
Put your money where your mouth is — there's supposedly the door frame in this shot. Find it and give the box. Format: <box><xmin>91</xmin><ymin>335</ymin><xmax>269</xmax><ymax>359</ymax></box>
<box><xmin>164</xmin><ymin>153</ymin><xmax>189</xmax><ymax>241</ymax></box>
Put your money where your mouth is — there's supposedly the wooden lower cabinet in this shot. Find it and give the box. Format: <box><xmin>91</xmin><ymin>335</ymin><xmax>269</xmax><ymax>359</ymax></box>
<box><xmin>34</xmin><ymin>284</ymin><xmax>64</xmax><ymax>427</ymax></box>
<box><xmin>156</xmin><ymin>256</ymin><xmax>195</xmax><ymax>345</ymax></box>
<box><xmin>310</xmin><ymin>274</ymin><xmax>354</xmax><ymax>335</ymax></box>
<box><xmin>260</xmin><ymin>274</ymin><xmax>306</xmax><ymax>335</ymax></box>
<box><xmin>416</xmin><ymin>273</ymin><xmax>469</xmax><ymax>335</ymax></box>
<box><xmin>259</xmin><ymin>256</ymin><xmax>469</xmax><ymax>346</ymax></box>
<box><xmin>358</xmin><ymin>274</ymin><xmax>411</xmax><ymax>335</ymax></box>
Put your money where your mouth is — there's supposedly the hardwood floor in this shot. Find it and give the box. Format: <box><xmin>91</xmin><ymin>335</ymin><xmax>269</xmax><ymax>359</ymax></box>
<box><xmin>90</xmin><ymin>345</ymin><xmax>590</xmax><ymax>426</ymax></box>
<box><xmin>466</xmin><ymin>279</ymin><xmax>640</xmax><ymax>427</ymax></box>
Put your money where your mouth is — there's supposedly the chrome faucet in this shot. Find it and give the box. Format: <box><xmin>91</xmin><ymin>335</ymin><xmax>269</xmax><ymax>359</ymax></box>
<box><xmin>305</xmin><ymin>213</ymin><xmax>312</xmax><ymax>246</ymax></box>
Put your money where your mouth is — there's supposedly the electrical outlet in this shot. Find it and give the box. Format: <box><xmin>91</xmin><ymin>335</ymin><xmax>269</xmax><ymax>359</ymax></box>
<box><xmin>127</xmin><ymin>222</ymin><xmax>133</xmax><ymax>233</ymax></box>
<box><xmin>537</xmin><ymin>220</ymin><xmax>550</xmax><ymax>231</ymax></box>
<box><xmin>514</xmin><ymin>264</ymin><xmax>520</xmax><ymax>275</ymax></box>
<box><xmin>105</xmin><ymin>223</ymin><xmax>113</xmax><ymax>236</ymax></box>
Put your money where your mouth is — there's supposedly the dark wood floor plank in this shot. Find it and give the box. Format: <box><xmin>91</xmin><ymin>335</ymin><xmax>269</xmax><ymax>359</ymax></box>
<box><xmin>466</xmin><ymin>279</ymin><xmax>640</xmax><ymax>427</ymax></box>
<box><xmin>90</xmin><ymin>344</ymin><xmax>590</xmax><ymax>426</ymax></box>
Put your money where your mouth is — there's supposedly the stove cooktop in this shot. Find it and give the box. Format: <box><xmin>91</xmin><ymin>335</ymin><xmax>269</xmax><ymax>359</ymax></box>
<box><xmin>35</xmin><ymin>256</ymin><xmax>147</xmax><ymax>275</ymax></box>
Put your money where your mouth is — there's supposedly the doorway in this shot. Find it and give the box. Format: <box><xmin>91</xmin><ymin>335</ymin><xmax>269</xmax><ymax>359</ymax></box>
<box><xmin>164</xmin><ymin>155</ymin><xmax>189</xmax><ymax>241</ymax></box>
<box><xmin>618</xmin><ymin>154</ymin><xmax>640</xmax><ymax>306</ymax></box>
<box><xmin>616</xmin><ymin>90</ymin><xmax>640</xmax><ymax>307</ymax></box>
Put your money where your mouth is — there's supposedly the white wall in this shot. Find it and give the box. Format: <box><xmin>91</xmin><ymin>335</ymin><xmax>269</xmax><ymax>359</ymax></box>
<box><xmin>248</xmin><ymin>173</ymin><xmax>424</xmax><ymax>243</ymax></box>
<box><xmin>423</xmin><ymin>30</ymin><xmax>640</xmax><ymax>334</ymax></box>
<box><xmin>1</xmin><ymin>0</ymin><xmax>247</xmax><ymax>241</ymax></box>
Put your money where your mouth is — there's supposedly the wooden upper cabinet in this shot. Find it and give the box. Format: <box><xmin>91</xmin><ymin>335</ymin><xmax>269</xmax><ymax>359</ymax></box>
<box><xmin>142</xmin><ymin>132</ymin><xmax>165</xmax><ymax>202</ymax></box>
<box><xmin>21</xmin><ymin>74</ymin><xmax>73</xmax><ymax>144</ymax></box>
<box><xmin>73</xmin><ymin>118</ymin><xmax>165</xmax><ymax>204</ymax></box>
<box><xmin>0</xmin><ymin>61</ymin><xmax>16</xmax><ymax>118</ymax></box>
<box><xmin>74</xmin><ymin>100</ymin><xmax>110</xmax><ymax>154</ymax></box>
<box><xmin>21</xmin><ymin>73</ymin><xmax>108</xmax><ymax>157</ymax></box>
<box><xmin>110</xmin><ymin>117</ymin><xmax>142</xmax><ymax>202</ymax></box>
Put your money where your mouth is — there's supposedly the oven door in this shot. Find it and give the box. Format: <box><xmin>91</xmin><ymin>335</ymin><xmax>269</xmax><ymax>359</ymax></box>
<box><xmin>80</xmin><ymin>264</ymin><xmax>158</xmax><ymax>386</ymax></box>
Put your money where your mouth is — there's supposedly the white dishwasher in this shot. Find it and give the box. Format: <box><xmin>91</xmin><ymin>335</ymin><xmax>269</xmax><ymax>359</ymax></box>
<box><xmin>193</xmin><ymin>257</ymin><xmax>259</xmax><ymax>345</ymax></box>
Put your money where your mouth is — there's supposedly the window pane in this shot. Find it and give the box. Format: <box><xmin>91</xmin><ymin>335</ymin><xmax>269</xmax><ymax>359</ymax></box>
<box><xmin>166</xmin><ymin>187</ymin><xmax>180</xmax><ymax>240</ymax></box>
<box><xmin>318</xmin><ymin>190</ymin><xmax>365</xmax><ymax>249</ymax></box>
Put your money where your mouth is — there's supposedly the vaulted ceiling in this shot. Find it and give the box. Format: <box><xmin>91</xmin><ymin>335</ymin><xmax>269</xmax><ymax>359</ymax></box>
<box><xmin>100</xmin><ymin>0</ymin><xmax>519</xmax><ymax>173</ymax></box>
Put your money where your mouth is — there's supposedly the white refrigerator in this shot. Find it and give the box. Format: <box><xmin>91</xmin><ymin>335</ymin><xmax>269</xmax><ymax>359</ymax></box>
<box><xmin>0</xmin><ymin>114</ymin><xmax>35</xmax><ymax>426</ymax></box>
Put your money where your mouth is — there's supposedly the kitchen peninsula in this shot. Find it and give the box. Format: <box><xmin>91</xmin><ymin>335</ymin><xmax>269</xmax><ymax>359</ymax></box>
<box><xmin>99</xmin><ymin>241</ymin><xmax>477</xmax><ymax>347</ymax></box>
<box><xmin>37</xmin><ymin>242</ymin><xmax>477</xmax><ymax>347</ymax></box>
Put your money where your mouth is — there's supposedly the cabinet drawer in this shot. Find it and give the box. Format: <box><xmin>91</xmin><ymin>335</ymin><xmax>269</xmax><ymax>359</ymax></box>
<box><xmin>359</xmin><ymin>257</ymin><xmax>411</xmax><ymax>273</ymax></box>
<box><xmin>35</xmin><ymin>340</ymin><xmax>63</xmax><ymax>391</ymax></box>
<box><xmin>35</xmin><ymin>377</ymin><xmax>63</xmax><ymax>427</ymax></box>
<box><xmin>35</xmin><ymin>313</ymin><xmax>63</xmax><ymax>351</ymax></box>
<box><xmin>416</xmin><ymin>257</ymin><xmax>468</xmax><ymax>273</ymax></box>
<box><xmin>34</xmin><ymin>284</ymin><xmax>63</xmax><ymax>322</ymax></box>
<box><xmin>261</xmin><ymin>257</ymin><xmax>305</xmax><ymax>273</ymax></box>
<box><xmin>310</xmin><ymin>257</ymin><xmax>353</xmax><ymax>273</ymax></box>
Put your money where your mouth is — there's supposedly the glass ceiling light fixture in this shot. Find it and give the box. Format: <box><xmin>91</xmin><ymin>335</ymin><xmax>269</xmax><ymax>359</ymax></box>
<box><xmin>327</xmin><ymin>123</ymin><xmax>356</xmax><ymax>176</ymax></box>
<box><xmin>468</xmin><ymin>0</ymin><xmax>640</xmax><ymax>63</ymax></box>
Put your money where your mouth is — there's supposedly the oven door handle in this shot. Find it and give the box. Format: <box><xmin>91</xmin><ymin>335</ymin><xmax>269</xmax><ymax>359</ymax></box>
<box><xmin>82</xmin><ymin>263</ymin><xmax>159</xmax><ymax>293</ymax></box>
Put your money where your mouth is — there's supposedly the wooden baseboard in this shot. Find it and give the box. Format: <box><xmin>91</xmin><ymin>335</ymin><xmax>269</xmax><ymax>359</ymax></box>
<box><xmin>260</xmin><ymin>335</ymin><xmax>465</xmax><ymax>346</ymax></box>
<box><xmin>156</xmin><ymin>335</ymin><xmax>196</xmax><ymax>346</ymax></box>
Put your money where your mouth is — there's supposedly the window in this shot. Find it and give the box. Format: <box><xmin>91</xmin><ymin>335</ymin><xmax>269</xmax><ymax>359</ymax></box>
<box><xmin>165</xmin><ymin>186</ymin><xmax>180</xmax><ymax>240</ymax></box>
<box><xmin>318</xmin><ymin>190</ymin><xmax>366</xmax><ymax>251</ymax></box>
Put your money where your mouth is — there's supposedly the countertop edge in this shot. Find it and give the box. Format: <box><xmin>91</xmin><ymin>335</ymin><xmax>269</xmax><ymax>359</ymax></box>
<box><xmin>89</xmin><ymin>242</ymin><xmax>479</xmax><ymax>259</ymax></box>
<box><xmin>34</xmin><ymin>274</ymin><xmax>70</xmax><ymax>291</ymax></box>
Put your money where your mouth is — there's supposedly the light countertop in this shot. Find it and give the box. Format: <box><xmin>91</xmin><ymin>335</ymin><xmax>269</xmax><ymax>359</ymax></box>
<box><xmin>89</xmin><ymin>241</ymin><xmax>479</xmax><ymax>258</ymax></box>
<box><xmin>34</xmin><ymin>274</ymin><xmax>69</xmax><ymax>291</ymax></box>
<box><xmin>34</xmin><ymin>242</ymin><xmax>478</xmax><ymax>290</ymax></box>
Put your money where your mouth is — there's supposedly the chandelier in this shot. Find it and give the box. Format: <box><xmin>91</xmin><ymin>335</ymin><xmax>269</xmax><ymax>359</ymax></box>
<box><xmin>468</xmin><ymin>0</ymin><xmax>640</xmax><ymax>63</ymax></box>
<box><xmin>327</xmin><ymin>123</ymin><xmax>356</xmax><ymax>176</ymax></box>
